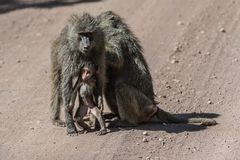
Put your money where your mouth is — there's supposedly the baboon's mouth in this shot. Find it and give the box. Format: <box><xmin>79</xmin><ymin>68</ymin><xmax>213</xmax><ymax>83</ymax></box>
<box><xmin>83</xmin><ymin>49</ymin><xmax>89</xmax><ymax>54</ymax></box>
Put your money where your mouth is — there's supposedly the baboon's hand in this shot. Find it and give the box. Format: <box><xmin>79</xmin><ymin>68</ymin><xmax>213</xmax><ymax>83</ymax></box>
<box><xmin>52</xmin><ymin>119</ymin><xmax>66</xmax><ymax>127</ymax></box>
<box><xmin>67</xmin><ymin>128</ymin><xmax>78</xmax><ymax>136</ymax></box>
<box><xmin>65</xmin><ymin>105</ymin><xmax>74</xmax><ymax>114</ymax></box>
<box><xmin>66</xmin><ymin>123</ymin><xmax>78</xmax><ymax>136</ymax></box>
<box><xmin>96</xmin><ymin>129</ymin><xmax>107</xmax><ymax>136</ymax></box>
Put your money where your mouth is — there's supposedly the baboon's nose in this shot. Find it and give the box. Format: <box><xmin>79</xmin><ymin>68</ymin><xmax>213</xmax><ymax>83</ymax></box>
<box><xmin>84</xmin><ymin>46</ymin><xmax>89</xmax><ymax>50</ymax></box>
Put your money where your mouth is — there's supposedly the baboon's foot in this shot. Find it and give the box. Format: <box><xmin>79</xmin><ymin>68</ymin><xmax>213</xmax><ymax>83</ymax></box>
<box><xmin>201</xmin><ymin>119</ymin><xmax>217</xmax><ymax>126</ymax></box>
<box><xmin>96</xmin><ymin>129</ymin><xmax>107</xmax><ymax>136</ymax></box>
<box><xmin>66</xmin><ymin>124</ymin><xmax>78</xmax><ymax>136</ymax></box>
<box><xmin>52</xmin><ymin>119</ymin><xmax>66</xmax><ymax>127</ymax></box>
<box><xmin>67</xmin><ymin>128</ymin><xmax>78</xmax><ymax>136</ymax></box>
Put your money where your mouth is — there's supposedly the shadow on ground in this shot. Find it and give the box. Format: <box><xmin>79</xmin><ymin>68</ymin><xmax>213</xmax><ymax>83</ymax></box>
<box><xmin>0</xmin><ymin>0</ymin><xmax>101</xmax><ymax>14</ymax></box>
<box><xmin>108</xmin><ymin>112</ymin><xmax>220</xmax><ymax>134</ymax></box>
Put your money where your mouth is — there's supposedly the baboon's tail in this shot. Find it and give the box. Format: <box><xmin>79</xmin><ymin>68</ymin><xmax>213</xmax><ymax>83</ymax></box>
<box><xmin>50</xmin><ymin>42</ymin><xmax>62</xmax><ymax>121</ymax></box>
<box><xmin>156</xmin><ymin>108</ymin><xmax>217</xmax><ymax>126</ymax></box>
<box><xmin>50</xmin><ymin>68</ymin><xmax>62</xmax><ymax>120</ymax></box>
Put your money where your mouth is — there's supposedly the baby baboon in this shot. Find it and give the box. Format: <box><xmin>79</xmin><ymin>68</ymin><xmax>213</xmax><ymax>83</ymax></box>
<box><xmin>50</xmin><ymin>13</ymin><xmax>105</xmax><ymax>135</ymax></box>
<box><xmin>97</xmin><ymin>11</ymin><xmax>216</xmax><ymax>126</ymax></box>
<box><xmin>70</xmin><ymin>63</ymin><xmax>107</xmax><ymax>135</ymax></box>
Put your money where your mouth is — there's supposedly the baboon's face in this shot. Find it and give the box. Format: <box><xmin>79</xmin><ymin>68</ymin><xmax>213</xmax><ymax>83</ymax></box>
<box><xmin>81</xmin><ymin>66</ymin><xmax>95</xmax><ymax>81</ymax></box>
<box><xmin>78</xmin><ymin>32</ymin><xmax>94</xmax><ymax>55</ymax></box>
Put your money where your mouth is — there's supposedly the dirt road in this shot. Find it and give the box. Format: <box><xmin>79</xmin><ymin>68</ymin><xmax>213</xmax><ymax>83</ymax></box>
<box><xmin>1</xmin><ymin>0</ymin><xmax>240</xmax><ymax>159</ymax></box>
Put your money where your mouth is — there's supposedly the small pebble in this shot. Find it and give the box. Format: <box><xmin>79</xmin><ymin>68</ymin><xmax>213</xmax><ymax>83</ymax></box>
<box><xmin>210</xmin><ymin>74</ymin><xmax>217</xmax><ymax>79</ymax></box>
<box><xmin>219</xmin><ymin>27</ymin><xmax>226</xmax><ymax>33</ymax></box>
<box><xmin>16</xmin><ymin>60</ymin><xmax>21</xmax><ymax>63</ymax></box>
<box><xmin>174</xmin><ymin>46</ymin><xmax>182</xmax><ymax>52</ymax></box>
<box><xmin>162</xmin><ymin>141</ymin><xmax>166</xmax><ymax>146</ymax></box>
<box><xmin>200</xmin><ymin>30</ymin><xmax>205</xmax><ymax>34</ymax></box>
<box><xmin>143</xmin><ymin>131</ymin><xmax>149</xmax><ymax>136</ymax></box>
<box><xmin>142</xmin><ymin>138</ymin><xmax>148</xmax><ymax>142</ymax></box>
<box><xmin>207</xmin><ymin>100</ymin><xmax>213</xmax><ymax>104</ymax></box>
<box><xmin>206</xmin><ymin>52</ymin><xmax>211</xmax><ymax>55</ymax></box>
<box><xmin>173</xmin><ymin>79</ymin><xmax>180</xmax><ymax>83</ymax></box>
<box><xmin>158</xmin><ymin>95</ymin><xmax>167</xmax><ymax>98</ymax></box>
<box><xmin>177</xmin><ymin>21</ymin><xmax>184</xmax><ymax>26</ymax></box>
<box><xmin>171</xmin><ymin>59</ymin><xmax>179</xmax><ymax>64</ymax></box>
<box><xmin>146</xmin><ymin>157</ymin><xmax>151</xmax><ymax>160</ymax></box>
<box><xmin>166</xmin><ymin>85</ymin><xmax>171</xmax><ymax>89</ymax></box>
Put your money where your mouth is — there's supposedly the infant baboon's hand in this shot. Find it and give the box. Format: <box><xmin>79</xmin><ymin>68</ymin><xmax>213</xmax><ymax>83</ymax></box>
<box><xmin>97</xmin><ymin>96</ymin><xmax>103</xmax><ymax>111</ymax></box>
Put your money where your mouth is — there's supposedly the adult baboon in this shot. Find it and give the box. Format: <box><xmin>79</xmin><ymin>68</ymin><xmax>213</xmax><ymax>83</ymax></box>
<box><xmin>50</xmin><ymin>13</ymin><xmax>105</xmax><ymax>135</ymax></box>
<box><xmin>97</xmin><ymin>11</ymin><xmax>216</xmax><ymax>126</ymax></box>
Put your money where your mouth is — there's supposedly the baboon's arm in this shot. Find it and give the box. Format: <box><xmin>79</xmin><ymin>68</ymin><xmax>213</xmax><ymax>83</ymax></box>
<box><xmin>70</xmin><ymin>76</ymin><xmax>82</xmax><ymax>107</ymax></box>
<box><xmin>60</xmin><ymin>57</ymin><xmax>74</xmax><ymax>107</ymax></box>
<box><xmin>105</xmin><ymin>43</ymin><xmax>124</xmax><ymax>68</ymax></box>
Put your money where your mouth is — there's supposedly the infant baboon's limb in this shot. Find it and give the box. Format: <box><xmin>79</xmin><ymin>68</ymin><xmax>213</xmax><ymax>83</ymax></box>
<box><xmin>74</xmin><ymin>104</ymin><xmax>92</xmax><ymax>132</ymax></box>
<box><xmin>74</xmin><ymin>91</ymin><xmax>107</xmax><ymax>135</ymax></box>
<box><xmin>90</xmin><ymin>106</ymin><xmax>107</xmax><ymax>135</ymax></box>
<box><xmin>50</xmin><ymin>13</ymin><xmax>105</xmax><ymax>136</ymax></box>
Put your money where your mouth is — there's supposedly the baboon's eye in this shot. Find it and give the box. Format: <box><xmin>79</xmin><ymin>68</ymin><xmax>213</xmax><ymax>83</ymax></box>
<box><xmin>78</xmin><ymin>34</ymin><xmax>82</xmax><ymax>41</ymax></box>
<box><xmin>78</xmin><ymin>32</ymin><xmax>83</xmax><ymax>40</ymax></box>
<box><xmin>86</xmin><ymin>32</ymin><xmax>93</xmax><ymax>41</ymax></box>
<box><xmin>89</xmin><ymin>36</ymin><xmax>93</xmax><ymax>42</ymax></box>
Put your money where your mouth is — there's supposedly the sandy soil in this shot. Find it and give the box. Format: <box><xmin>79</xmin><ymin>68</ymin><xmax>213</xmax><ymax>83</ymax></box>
<box><xmin>1</xmin><ymin>0</ymin><xmax>240</xmax><ymax>159</ymax></box>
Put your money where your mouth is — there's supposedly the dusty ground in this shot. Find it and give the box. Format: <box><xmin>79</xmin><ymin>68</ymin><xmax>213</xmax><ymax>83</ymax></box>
<box><xmin>1</xmin><ymin>0</ymin><xmax>240</xmax><ymax>159</ymax></box>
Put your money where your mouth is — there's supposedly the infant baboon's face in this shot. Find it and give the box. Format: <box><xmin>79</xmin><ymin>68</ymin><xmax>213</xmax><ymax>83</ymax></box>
<box><xmin>81</xmin><ymin>66</ymin><xmax>95</xmax><ymax>81</ymax></box>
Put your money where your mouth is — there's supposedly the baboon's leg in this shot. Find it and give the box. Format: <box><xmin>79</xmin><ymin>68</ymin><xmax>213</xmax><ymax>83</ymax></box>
<box><xmin>50</xmin><ymin>92</ymin><xmax>65</xmax><ymax>126</ymax></box>
<box><xmin>74</xmin><ymin>100</ymin><xmax>92</xmax><ymax>132</ymax></box>
<box><xmin>113</xmin><ymin>82</ymin><xmax>216</xmax><ymax>126</ymax></box>
<box><xmin>114</xmin><ymin>82</ymin><xmax>157</xmax><ymax>126</ymax></box>
<box><xmin>104</xmin><ymin>82</ymin><xmax>119</xmax><ymax>117</ymax></box>
<box><xmin>75</xmin><ymin>117</ymin><xmax>91</xmax><ymax>132</ymax></box>
<box><xmin>50</xmin><ymin>71</ymin><xmax>65</xmax><ymax>127</ymax></box>
<box><xmin>82</xmin><ymin>96</ymin><xmax>107</xmax><ymax>135</ymax></box>
<box><xmin>90</xmin><ymin>107</ymin><xmax>107</xmax><ymax>135</ymax></box>
<box><xmin>61</xmin><ymin>76</ymin><xmax>77</xmax><ymax>136</ymax></box>
<box><xmin>89</xmin><ymin>113</ymin><xmax>97</xmax><ymax>129</ymax></box>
